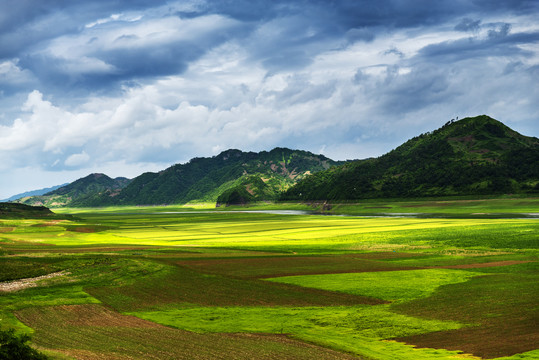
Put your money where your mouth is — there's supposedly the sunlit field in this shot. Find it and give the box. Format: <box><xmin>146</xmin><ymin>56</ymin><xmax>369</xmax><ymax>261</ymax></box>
<box><xmin>1</xmin><ymin>199</ymin><xmax>538</xmax><ymax>359</ymax></box>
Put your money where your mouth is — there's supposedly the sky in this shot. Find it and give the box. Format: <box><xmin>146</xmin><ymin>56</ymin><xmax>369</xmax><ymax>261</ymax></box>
<box><xmin>1</xmin><ymin>0</ymin><xmax>538</xmax><ymax>199</ymax></box>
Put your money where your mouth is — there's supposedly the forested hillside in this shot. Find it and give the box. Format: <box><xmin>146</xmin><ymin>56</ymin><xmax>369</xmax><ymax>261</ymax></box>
<box><xmin>0</xmin><ymin>203</ymin><xmax>69</xmax><ymax>219</ymax></box>
<box><xmin>282</xmin><ymin>115</ymin><xmax>539</xmax><ymax>200</ymax></box>
<box><xmin>13</xmin><ymin>116</ymin><xmax>538</xmax><ymax>206</ymax></box>
<box><xmin>105</xmin><ymin>148</ymin><xmax>341</xmax><ymax>206</ymax></box>
<box><xmin>17</xmin><ymin>148</ymin><xmax>342</xmax><ymax>207</ymax></box>
<box><xmin>17</xmin><ymin>174</ymin><xmax>131</xmax><ymax>207</ymax></box>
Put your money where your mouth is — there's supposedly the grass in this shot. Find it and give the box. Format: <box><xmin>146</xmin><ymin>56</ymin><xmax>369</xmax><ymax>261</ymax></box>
<box><xmin>321</xmin><ymin>197</ymin><xmax>539</xmax><ymax>215</ymax></box>
<box><xmin>4</xmin><ymin>213</ymin><xmax>535</xmax><ymax>254</ymax></box>
<box><xmin>86</xmin><ymin>261</ymin><xmax>383</xmax><ymax>313</ymax></box>
<box><xmin>175</xmin><ymin>253</ymin><xmax>419</xmax><ymax>278</ymax></box>
<box><xmin>131</xmin><ymin>305</ymin><xmax>471</xmax><ymax>359</ymax></box>
<box><xmin>267</xmin><ymin>269</ymin><xmax>483</xmax><ymax>302</ymax></box>
<box><xmin>393</xmin><ymin>272</ymin><xmax>539</xmax><ymax>358</ymax></box>
<box><xmin>16</xmin><ymin>304</ymin><xmax>358</xmax><ymax>360</ymax></box>
<box><xmin>0</xmin><ymin>198</ymin><xmax>537</xmax><ymax>359</ymax></box>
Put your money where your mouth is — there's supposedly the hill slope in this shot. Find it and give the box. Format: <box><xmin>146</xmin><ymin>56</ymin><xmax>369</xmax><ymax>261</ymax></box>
<box><xmin>17</xmin><ymin>174</ymin><xmax>131</xmax><ymax>207</ymax></box>
<box><xmin>0</xmin><ymin>203</ymin><xmax>66</xmax><ymax>219</ymax></box>
<box><xmin>102</xmin><ymin>148</ymin><xmax>341</xmax><ymax>206</ymax></box>
<box><xmin>18</xmin><ymin>148</ymin><xmax>342</xmax><ymax>207</ymax></box>
<box><xmin>282</xmin><ymin>115</ymin><xmax>539</xmax><ymax>200</ymax></box>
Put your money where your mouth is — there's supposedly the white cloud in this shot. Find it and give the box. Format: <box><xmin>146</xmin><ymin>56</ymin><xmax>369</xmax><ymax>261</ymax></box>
<box><xmin>64</xmin><ymin>151</ymin><xmax>90</xmax><ymax>167</ymax></box>
<box><xmin>0</xmin><ymin>59</ymin><xmax>35</xmax><ymax>85</ymax></box>
<box><xmin>62</xmin><ymin>56</ymin><xmax>116</xmax><ymax>75</ymax></box>
<box><xmin>85</xmin><ymin>13</ymin><xmax>122</xmax><ymax>29</ymax></box>
<box><xmin>2</xmin><ymin>14</ymin><xmax>537</xmax><ymax>175</ymax></box>
<box><xmin>42</xmin><ymin>14</ymin><xmax>240</xmax><ymax>65</ymax></box>
<box><xmin>0</xmin><ymin>3</ymin><xmax>538</xmax><ymax>198</ymax></box>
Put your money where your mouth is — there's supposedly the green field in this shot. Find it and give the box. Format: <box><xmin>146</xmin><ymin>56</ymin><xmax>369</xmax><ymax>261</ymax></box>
<box><xmin>1</xmin><ymin>199</ymin><xmax>538</xmax><ymax>359</ymax></box>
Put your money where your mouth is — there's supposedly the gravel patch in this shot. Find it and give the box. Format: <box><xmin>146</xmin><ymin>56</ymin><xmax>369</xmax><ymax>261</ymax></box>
<box><xmin>0</xmin><ymin>271</ymin><xmax>69</xmax><ymax>292</ymax></box>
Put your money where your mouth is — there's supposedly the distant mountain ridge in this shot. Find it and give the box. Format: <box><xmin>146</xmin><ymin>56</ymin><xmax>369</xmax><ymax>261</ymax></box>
<box><xmin>99</xmin><ymin>148</ymin><xmax>342</xmax><ymax>206</ymax></box>
<box><xmin>17</xmin><ymin>174</ymin><xmax>131</xmax><ymax>207</ymax></box>
<box><xmin>17</xmin><ymin>148</ymin><xmax>343</xmax><ymax>207</ymax></box>
<box><xmin>14</xmin><ymin>116</ymin><xmax>538</xmax><ymax>207</ymax></box>
<box><xmin>282</xmin><ymin>115</ymin><xmax>539</xmax><ymax>200</ymax></box>
<box><xmin>2</xmin><ymin>183</ymin><xmax>68</xmax><ymax>202</ymax></box>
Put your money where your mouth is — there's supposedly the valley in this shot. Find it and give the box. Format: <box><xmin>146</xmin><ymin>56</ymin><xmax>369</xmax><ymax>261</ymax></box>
<box><xmin>3</xmin><ymin>0</ymin><xmax>538</xmax><ymax>357</ymax></box>
<box><xmin>2</xmin><ymin>116</ymin><xmax>538</xmax><ymax>359</ymax></box>
<box><xmin>1</xmin><ymin>199</ymin><xmax>537</xmax><ymax>359</ymax></box>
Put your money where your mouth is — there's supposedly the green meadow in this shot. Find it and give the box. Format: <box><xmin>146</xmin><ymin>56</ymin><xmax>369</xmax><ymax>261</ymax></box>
<box><xmin>0</xmin><ymin>198</ymin><xmax>538</xmax><ymax>359</ymax></box>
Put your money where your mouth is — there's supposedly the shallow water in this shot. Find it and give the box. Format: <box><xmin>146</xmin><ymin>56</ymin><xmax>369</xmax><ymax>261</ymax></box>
<box><xmin>156</xmin><ymin>210</ymin><xmax>539</xmax><ymax>219</ymax></box>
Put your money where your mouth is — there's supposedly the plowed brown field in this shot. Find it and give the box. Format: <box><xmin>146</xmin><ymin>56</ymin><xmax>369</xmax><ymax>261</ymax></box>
<box><xmin>394</xmin><ymin>272</ymin><xmax>539</xmax><ymax>358</ymax></box>
<box><xmin>16</xmin><ymin>304</ymin><xmax>361</xmax><ymax>359</ymax></box>
<box><xmin>177</xmin><ymin>253</ymin><xmax>420</xmax><ymax>278</ymax></box>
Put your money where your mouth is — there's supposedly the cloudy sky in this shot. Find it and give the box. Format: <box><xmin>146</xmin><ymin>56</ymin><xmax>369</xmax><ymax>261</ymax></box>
<box><xmin>1</xmin><ymin>0</ymin><xmax>538</xmax><ymax>198</ymax></box>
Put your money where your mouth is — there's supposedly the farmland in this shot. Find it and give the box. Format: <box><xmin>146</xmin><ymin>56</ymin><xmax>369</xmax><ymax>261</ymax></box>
<box><xmin>0</xmin><ymin>198</ymin><xmax>538</xmax><ymax>359</ymax></box>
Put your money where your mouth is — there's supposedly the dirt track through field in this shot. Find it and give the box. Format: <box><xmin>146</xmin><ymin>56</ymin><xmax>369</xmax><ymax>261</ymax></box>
<box><xmin>0</xmin><ymin>271</ymin><xmax>68</xmax><ymax>292</ymax></box>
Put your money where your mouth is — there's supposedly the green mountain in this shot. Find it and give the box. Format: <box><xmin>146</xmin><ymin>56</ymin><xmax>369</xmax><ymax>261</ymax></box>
<box><xmin>17</xmin><ymin>174</ymin><xmax>131</xmax><ymax>207</ymax></box>
<box><xmin>0</xmin><ymin>203</ymin><xmax>64</xmax><ymax>219</ymax></box>
<box><xmin>216</xmin><ymin>174</ymin><xmax>281</xmax><ymax>207</ymax></box>
<box><xmin>282</xmin><ymin>115</ymin><xmax>539</xmax><ymax>200</ymax></box>
<box><xmin>101</xmin><ymin>148</ymin><xmax>341</xmax><ymax>206</ymax></box>
<box><xmin>16</xmin><ymin>116</ymin><xmax>534</xmax><ymax>207</ymax></box>
<box><xmin>19</xmin><ymin>148</ymin><xmax>341</xmax><ymax>207</ymax></box>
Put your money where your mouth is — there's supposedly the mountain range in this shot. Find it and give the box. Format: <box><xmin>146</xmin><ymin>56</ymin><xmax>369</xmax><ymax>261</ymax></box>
<box><xmin>283</xmin><ymin>115</ymin><xmax>539</xmax><ymax>200</ymax></box>
<box><xmin>1</xmin><ymin>183</ymin><xmax>68</xmax><ymax>202</ymax></box>
<box><xmin>13</xmin><ymin>115</ymin><xmax>539</xmax><ymax>207</ymax></box>
<box><xmin>17</xmin><ymin>148</ymin><xmax>342</xmax><ymax>207</ymax></box>
<box><xmin>16</xmin><ymin>174</ymin><xmax>131</xmax><ymax>208</ymax></box>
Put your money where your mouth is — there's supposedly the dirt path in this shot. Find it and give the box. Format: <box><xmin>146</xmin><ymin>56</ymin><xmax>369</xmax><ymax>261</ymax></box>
<box><xmin>0</xmin><ymin>271</ymin><xmax>69</xmax><ymax>292</ymax></box>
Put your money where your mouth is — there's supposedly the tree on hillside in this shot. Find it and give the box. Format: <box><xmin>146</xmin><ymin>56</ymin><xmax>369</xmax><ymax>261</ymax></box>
<box><xmin>0</xmin><ymin>329</ymin><xmax>49</xmax><ymax>360</ymax></box>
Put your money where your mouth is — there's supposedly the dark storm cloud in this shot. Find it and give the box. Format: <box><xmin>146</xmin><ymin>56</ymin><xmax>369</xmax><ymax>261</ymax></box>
<box><xmin>271</xmin><ymin>75</ymin><xmax>337</xmax><ymax>106</ymax></box>
<box><xmin>18</xmin><ymin>24</ymin><xmax>241</xmax><ymax>92</ymax></box>
<box><xmin>198</xmin><ymin>0</ymin><xmax>456</xmax><ymax>33</ymax></box>
<box><xmin>377</xmin><ymin>65</ymin><xmax>453</xmax><ymax>114</ymax></box>
<box><xmin>455</xmin><ymin>18</ymin><xmax>481</xmax><ymax>32</ymax></box>
<box><xmin>1</xmin><ymin>0</ymin><xmax>539</xmax><ymax>198</ymax></box>
<box><xmin>195</xmin><ymin>0</ymin><xmax>473</xmax><ymax>71</ymax></box>
<box><xmin>202</xmin><ymin>0</ymin><xmax>452</xmax><ymax>28</ymax></box>
<box><xmin>244</xmin><ymin>14</ymin><xmax>337</xmax><ymax>71</ymax></box>
<box><xmin>384</xmin><ymin>47</ymin><xmax>405</xmax><ymax>58</ymax></box>
<box><xmin>0</xmin><ymin>2</ymin><xmax>246</xmax><ymax>96</ymax></box>
<box><xmin>470</xmin><ymin>0</ymin><xmax>539</xmax><ymax>13</ymax></box>
<box><xmin>419</xmin><ymin>30</ymin><xmax>539</xmax><ymax>63</ymax></box>
<box><xmin>345</xmin><ymin>28</ymin><xmax>376</xmax><ymax>43</ymax></box>
<box><xmin>2</xmin><ymin>0</ymin><xmax>536</xmax><ymax>94</ymax></box>
<box><xmin>0</xmin><ymin>0</ymin><xmax>171</xmax><ymax>59</ymax></box>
